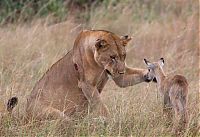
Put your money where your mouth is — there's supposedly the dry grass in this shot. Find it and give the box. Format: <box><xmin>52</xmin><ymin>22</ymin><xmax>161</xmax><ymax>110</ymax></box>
<box><xmin>0</xmin><ymin>0</ymin><xmax>199</xmax><ymax>136</ymax></box>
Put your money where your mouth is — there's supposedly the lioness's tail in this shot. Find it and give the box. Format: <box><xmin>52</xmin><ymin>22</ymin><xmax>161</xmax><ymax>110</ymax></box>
<box><xmin>7</xmin><ymin>97</ymin><xmax>18</xmax><ymax>112</ymax></box>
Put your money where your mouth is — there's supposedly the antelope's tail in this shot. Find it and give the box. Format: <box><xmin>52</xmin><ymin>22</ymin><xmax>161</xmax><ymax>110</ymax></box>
<box><xmin>7</xmin><ymin>97</ymin><xmax>18</xmax><ymax>112</ymax></box>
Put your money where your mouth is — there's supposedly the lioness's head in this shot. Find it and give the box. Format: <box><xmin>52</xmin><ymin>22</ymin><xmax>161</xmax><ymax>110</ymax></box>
<box><xmin>94</xmin><ymin>33</ymin><xmax>132</xmax><ymax>78</ymax></box>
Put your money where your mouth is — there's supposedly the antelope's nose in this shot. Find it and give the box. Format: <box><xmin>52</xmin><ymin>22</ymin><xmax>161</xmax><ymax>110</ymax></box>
<box><xmin>119</xmin><ymin>71</ymin><xmax>125</xmax><ymax>74</ymax></box>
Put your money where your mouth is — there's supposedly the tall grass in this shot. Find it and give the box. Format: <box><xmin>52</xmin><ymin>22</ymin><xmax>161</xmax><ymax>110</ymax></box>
<box><xmin>0</xmin><ymin>0</ymin><xmax>199</xmax><ymax>136</ymax></box>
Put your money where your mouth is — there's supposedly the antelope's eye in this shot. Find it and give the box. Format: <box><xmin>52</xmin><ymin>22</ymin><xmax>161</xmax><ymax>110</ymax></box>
<box><xmin>148</xmin><ymin>69</ymin><xmax>151</xmax><ymax>72</ymax></box>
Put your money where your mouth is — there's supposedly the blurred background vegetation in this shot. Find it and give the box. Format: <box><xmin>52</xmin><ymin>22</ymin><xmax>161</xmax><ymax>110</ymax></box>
<box><xmin>0</xmin><ymin>0</ymin><xmax>197</xmax><ymax>24</ymax></box>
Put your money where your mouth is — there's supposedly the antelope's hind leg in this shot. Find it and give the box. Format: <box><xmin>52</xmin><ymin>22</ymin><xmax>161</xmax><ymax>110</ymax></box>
<box><xmin>171</xmin><ymin>97</ymin><xmax>188</xmax><ymax>135</ymax></box>
<box><xmin>169</xmin><ymin>87</ymin><xmax>188</xmax><ymax>135</ymax></box>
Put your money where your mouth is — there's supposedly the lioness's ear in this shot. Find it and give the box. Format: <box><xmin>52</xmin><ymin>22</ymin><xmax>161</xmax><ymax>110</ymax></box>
<box><xmin>95</xmin><ymin>39</ymin><xmax>107</xmax><ymax>50</ymax></box>
<box><xmin>120</xmin><ymin>35</ymin><xmax>132</xmax><ymax>46</ymax></box>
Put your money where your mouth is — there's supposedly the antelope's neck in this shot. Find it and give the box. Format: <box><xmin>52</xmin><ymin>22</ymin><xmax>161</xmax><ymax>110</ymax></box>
<box><xmin>155</xmin><ymin>68</ymin><xmax>166</xmax><ymax>89</ymax></box>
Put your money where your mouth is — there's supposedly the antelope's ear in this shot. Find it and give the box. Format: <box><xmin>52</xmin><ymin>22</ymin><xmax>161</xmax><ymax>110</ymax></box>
<box><xmin>95</xmin><ymin>39</ymin><xmax>107</xmax><ymax>50</ymax></box>
<box><xmin>120</xmin><ymin>35</ymin><xmax>132</xmax><ymax>46</ymax></box>
<box><xmin>158</xmin><ymin>58</ymin><xmax>164</xmax><ymax>67</ymax></box>
<box><xmin>144</xmin><ymin>58</ymin><xmax>151</xmax><ymax>66</ymax></box>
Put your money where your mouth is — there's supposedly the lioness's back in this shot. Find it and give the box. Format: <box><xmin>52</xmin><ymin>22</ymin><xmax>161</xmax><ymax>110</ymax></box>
<box><xmin>26</xmin><ymin>51</ymin><xmax>87</xmax><ymax>117</ymax></box>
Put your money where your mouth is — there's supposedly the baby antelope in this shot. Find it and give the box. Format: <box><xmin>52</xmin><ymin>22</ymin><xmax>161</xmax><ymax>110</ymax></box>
<box><xmin>144</xmin><ymin>58</ymin><xmax>188</xmax><ymax>135</ymax></box>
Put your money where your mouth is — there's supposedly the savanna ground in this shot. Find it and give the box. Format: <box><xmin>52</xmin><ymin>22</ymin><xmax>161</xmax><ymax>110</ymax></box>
<box><xmin>0</xmin><ymin>0</ymin><xmax>199</xmax><ymax>136</ymax></box>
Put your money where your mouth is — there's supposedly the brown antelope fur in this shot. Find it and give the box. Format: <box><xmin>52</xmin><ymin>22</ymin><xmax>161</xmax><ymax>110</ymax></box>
<box><xmin>23</xmin><ymin>30</ymin><xmax>152</xmax><ymax>121</ymax></box>
<box><xmin>144</xmin><ymin>58</ymin><xmax>189</xmax><ymax>135</ymax></box>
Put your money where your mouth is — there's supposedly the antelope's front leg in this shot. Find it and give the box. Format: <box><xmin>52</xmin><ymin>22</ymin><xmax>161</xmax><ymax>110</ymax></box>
<box><xmin>163</xmin><ymin>93</ymin><xmax>173</xmax><ymax>126</ymax></box>
<box><xmin>113</xmin><ymin>66</ymin><xmax>152</xmax><ymax>88</ymax></box>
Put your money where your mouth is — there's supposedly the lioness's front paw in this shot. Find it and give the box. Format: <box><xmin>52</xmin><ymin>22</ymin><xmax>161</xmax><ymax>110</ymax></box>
<box><xmin>95</xmin><ymin>103</ymin><xmax>110</xmax><ymax>118</ymax></box>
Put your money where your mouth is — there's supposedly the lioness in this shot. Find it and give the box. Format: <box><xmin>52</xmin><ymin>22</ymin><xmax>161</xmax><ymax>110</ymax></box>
<box><xmin>24</xmin><ymin>30</ymin><xmax>152</xmax><ymax>121</ymax></box>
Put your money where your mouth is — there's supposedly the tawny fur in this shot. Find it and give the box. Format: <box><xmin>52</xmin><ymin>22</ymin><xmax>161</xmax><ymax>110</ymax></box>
<box><xmin>25</xmin><ymin>30</ymin><xmax>151</xmax><ymax>121</ymax></box>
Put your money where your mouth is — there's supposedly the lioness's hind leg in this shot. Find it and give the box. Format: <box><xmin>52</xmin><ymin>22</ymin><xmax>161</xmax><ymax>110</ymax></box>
<box><xmin>42</xmin><ymin>106</ymin><xmax>71</xmax><ymax>122</ymax></box>
<box><xmin>27</xmin><ymin>104</ymin><xmax>71</xmax><ymax>122</ymax></box>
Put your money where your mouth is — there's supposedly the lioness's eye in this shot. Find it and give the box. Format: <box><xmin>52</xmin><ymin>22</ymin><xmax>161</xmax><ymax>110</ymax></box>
<box><xmin>110</xmin><ymin>55</ymin><xmax>117</xmax><ymax>62</ymax></box>
<box><xmin>110</xmin><ymin>55</ymin><xmax>116</xmax><ymax>59</ymax></box>
<box><xmin>122</xmin><ymin>54</ymin><xmax>126</xmax><ymax>58</ymax></box>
